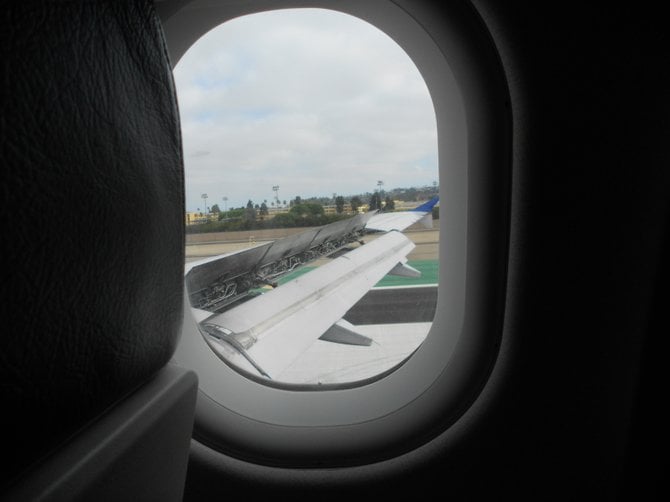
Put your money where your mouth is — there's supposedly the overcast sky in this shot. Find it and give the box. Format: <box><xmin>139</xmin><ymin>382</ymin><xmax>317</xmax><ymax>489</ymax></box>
<box><xmin>173</xmin><ymin>8</ymin><xmax>437</xmax><ymax>212</ymax></box>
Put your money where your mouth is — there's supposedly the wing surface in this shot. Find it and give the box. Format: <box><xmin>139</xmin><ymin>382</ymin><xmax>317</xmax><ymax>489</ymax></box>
<box><xmin>201</xmin><ymin>231</ymin><xmax>415</xmax><ymax>379</ymax></box>
<box><xmin>365</xmin><ymin>196</ymin><xmax>439</xmax><ymax>232</ymax></box>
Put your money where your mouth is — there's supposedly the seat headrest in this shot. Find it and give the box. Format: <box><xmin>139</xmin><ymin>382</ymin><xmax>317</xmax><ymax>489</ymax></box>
<box><xmin>1</xmin><ymin>0</ymin><xmax>185</xmax><ymax>487</ymax></box>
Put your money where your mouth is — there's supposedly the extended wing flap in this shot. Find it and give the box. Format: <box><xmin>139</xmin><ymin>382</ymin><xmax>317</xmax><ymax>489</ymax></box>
<box><xmin>319</xmin><ymin>319</ymin><xmax>373</xmax><ymax>346</ymax></box>
<box><xmin>204</xmin><ymin>231</ymin><xmax>415</xmax><ymax>379</ymax></box>
<box><xmin>388</xmin><ymin>259</ymin><xmax>421</xmax><ymax>278</ymax></box>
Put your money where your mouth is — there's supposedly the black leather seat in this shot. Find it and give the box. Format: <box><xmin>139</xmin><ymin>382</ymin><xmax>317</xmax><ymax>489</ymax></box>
<box><xmin>1</xmin><ymin>1</ymin><xmax>197</xmax><ymax>499</ymax></box>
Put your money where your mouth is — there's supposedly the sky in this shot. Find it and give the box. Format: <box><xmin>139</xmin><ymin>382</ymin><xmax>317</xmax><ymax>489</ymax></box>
<box><xmin>173</xmin><ymin>8</ymin><xmax>438</xmax><ymax>212</ymax></box>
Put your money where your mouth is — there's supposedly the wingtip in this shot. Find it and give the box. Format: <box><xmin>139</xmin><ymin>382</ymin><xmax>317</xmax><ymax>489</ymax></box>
<box><xmin>411</xmin><ymin>196</ymin><xmax>440</xmax><ymax>212</ymax></box>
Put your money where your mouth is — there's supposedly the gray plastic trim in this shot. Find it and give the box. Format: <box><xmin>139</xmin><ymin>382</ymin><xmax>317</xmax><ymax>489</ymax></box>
<box><xmin>165</xmin><ymin>0</ymin><xmax>510</xmax><ymax>467</ymax></box>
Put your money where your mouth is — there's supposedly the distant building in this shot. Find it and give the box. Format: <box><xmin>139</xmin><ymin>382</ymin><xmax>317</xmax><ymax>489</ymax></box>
<box><xmin>322</xmin><ymin>203</ymin><xmax>354</xmax><ymax>215</ymax></box>
<box><xmin>185</xmin><ymin>211</ymin><xmax>216</xmax><ymax>225</ymax></box>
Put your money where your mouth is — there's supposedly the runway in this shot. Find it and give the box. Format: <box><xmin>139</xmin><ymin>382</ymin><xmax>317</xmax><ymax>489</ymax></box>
<box><xmin>344</xmin><ymin>285</ymin><xmax>437</xmax><ymax>325</ymax></box>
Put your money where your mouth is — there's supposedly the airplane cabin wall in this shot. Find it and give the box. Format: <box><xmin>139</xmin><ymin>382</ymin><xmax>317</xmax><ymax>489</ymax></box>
<box><xmin>401</xmin><ymin>2</ymin><xmax>668</xmax><ymax>499</ymax></box>
<box><xmin>172</xmin><ymin>1</ymin><xmax>668</xmax><ymax>499</ymax></box>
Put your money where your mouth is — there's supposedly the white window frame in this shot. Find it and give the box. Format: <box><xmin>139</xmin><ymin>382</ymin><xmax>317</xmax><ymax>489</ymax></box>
<box><xmin>162</xmin><ymin>0</ymin><xmax>510</xmax><ymax>467</ymax></box>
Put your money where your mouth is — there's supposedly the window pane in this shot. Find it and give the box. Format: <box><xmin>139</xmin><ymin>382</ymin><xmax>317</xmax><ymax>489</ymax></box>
<box><xmin>174</xmin><ymin>8</ymin><xmax>438</xmax><ymax>386</ymax></box>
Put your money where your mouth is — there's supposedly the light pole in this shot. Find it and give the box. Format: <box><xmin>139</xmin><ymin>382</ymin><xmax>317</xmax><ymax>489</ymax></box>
<box><xmin>272</xmin><ymin>185</ymin><xmax>280</xmax><ymax>207</ymax></box>
<box><xmin>201</xmin><ymin>193</ymin><xmax>208</xmax><ymax>214</ymax></box>
<box><xmin>376</xmin><ymin>180</ymin><xmax>385</xmax><ymax>211</ymax></box>
<box><xmin>222</xmin><ymin>196</ymin><xmax>228</xmax><ymax>212</ymax></box>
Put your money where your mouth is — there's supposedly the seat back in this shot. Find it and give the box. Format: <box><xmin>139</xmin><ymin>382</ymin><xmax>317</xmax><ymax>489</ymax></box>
<box><xmin>1</xmin><ymin>1</ymin><xmax>196</xmax><ymax>498</ymax></box>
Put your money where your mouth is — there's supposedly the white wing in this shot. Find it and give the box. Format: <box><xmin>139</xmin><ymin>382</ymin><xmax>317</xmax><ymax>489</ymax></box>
<box><xmin>201</xmin><ymin>231</ymin><xmax>415</xmax><ymax>379</ymax></box>
<box><xmin>365</xmin><ymin>211</ymin><xmax>432</xmax><ymax>232</ymax></box>
<box><xmin>365</xmin><ymin>196</ymin><xmax>439</xmax><ymax>232</ymax></box>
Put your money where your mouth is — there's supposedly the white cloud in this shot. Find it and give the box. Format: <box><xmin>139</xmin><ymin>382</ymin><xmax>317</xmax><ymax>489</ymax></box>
<box><xmin>173</xmin><ymin>8</ymin><xmax>437</xmax><ymax>210</ymax></box>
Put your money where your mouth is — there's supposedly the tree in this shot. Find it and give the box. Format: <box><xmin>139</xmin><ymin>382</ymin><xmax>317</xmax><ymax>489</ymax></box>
<box><xmin>244</xmin><ymin>199</ymin><xmax>257</xmax><ymax>223</ymax></box>
<box><xmin>335</xmin><ymin>196</ymin><xmax>345</xmax><ymax>214</ymax></box>
<box><xmin>369</xmin><ymin>192</ymin><xmax>381</xmax><ymax>211</ymax></box>
<box><xmin>290</xmin><ymin>202</ymin><xmax>324</xmax><ymax>218</ymax></box>
<box><xmin>289</xmin><ymin>203</ymin><xmax>325</xmax><ymax>226</ymax></box>
<box><xmin>210</xmin><ymin>203</ymin><xmax>220</xmax><ymax>213</ymax></box>
<box><xmin>350</xmin><ymin>196</ymin><xmax>362</xmax><ymax>213</ymax></box>
<box><xmin>219</xmin><ymin>208</ymin><xmax>244</xmax><ymax>221</ymax></box>
<box><xmin>260</xmin><ymin>202</ymin><xmax>269</xmax><ymax>216</ymax></box>
<box><xmin>271</xmin><ymin>212</ymin><xmax>296</xmax><ymax>228</ymax></box>
<box><xmin>384</xmin><ymin>196</ymin><xmax>395</xmax><ymax>211</ymax></box>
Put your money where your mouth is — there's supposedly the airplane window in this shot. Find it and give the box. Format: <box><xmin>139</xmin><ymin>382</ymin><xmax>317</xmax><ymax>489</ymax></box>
<box><xmin>164</xmin><ymin>0</ymin><xmax>507</xmax><ymax>469</ymax></box>
<box><xmin>173</xmin><ymin>8</ymin><xmax>439</xmax><ymax>387</ymax></box>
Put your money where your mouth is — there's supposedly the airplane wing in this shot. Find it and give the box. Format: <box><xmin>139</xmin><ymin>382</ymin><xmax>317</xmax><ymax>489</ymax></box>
<box><xmin>186</xmin><ymin>197</ymin><xmax>438</xmax><ymax>380</ymax></box>
<box><xmin>365</xmin><ymin>196</ymin><xmax>439</xmax><ymax>232</ymax></box>
<box><xmin>200</xmin><ymin>231</ymin><xmax>415</xmax><ymax>379</ymax></box>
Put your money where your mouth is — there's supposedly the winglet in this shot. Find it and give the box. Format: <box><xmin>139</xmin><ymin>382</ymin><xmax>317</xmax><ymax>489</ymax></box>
<box><xmin>411</xmin><ymin>196</ymin><xmax>439</xmax><ymax>212</ymax></box>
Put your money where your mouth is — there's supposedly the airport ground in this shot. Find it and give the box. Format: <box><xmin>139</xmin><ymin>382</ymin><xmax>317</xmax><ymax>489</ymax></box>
<box><xmin>185</xmin><ymin>227</ymin><xmax>439</xmax><ymax>263</ymax></box>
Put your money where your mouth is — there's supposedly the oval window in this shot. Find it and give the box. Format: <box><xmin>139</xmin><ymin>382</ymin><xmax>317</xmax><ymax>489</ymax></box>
<box><xmin>173</xmin><ymin>8</ymin><xmax>439</xmax><ymax>387</ymax></box>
